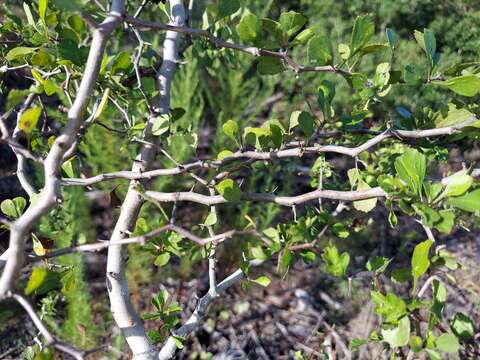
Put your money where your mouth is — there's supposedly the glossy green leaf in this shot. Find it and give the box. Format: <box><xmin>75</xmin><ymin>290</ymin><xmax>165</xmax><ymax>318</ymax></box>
<box><xmin>371</xmin><ymin>292</ymin><xmax>407</xmax><ymax>324</ymax></box>
<box><xmin>215</xmin><ymin>179</ymin><xmax>242</xmax><ymax>202</ymax></box>
<box><xmin>434</xmin><ymin>74</ymin><xmax>480</xmax><ymax>97</ymax></box>
<box><xmin>350</xmin><ymin>15</ymin><xmax>374</xmax><ymax>55</ymax></box>
<box><xmin>443</xmin><ymin>174</ymin><xmax>473</xmax><ymax>197</ymax></box>
<box><xmin>394</xmin><ymin>148</ymin><xmax>426</xmax><ymax>197</ymax></box>
<box><xmin>252</xmin><ymin>276</ymin><xmax>271</xmax><ymax>287</ymax></box>
<box><xmin>297</xmin><ymin>111</ymin><xmax>315</xmax><ymax>138</ymax></box>
<box><xmin>154</xmin><ymin>253</ymin><xmax>171</xmax><ymax>267</ymax></box>
<box><xmin>410</xmin><ymin>335</ymin><xmax>423</xmax><ymax>352</ymax></box>
<box><xmin>1</xmin><ymin>197</ymin><xmax>27</xmax><ymax>218</ymax></box>
<box><xmin>204</xmin><ymin>212</ymin><xmax>217</xmax><ymax>226</ymax></box>
<box><xmin>381</xmin><ymin>316</ymin><xmax>410</xmax><ymax>348</ymax></box>
<box><xmin>354</xmin><ymin>180</ymin><xmax>377</xmax><ymax>213</ymax></box>
<box><xmin>322</xmin><ymin>244</ymin><xmax>349</xmax><ymax>277</ymax></box>
<box><xmin>449</xmin><ymin>313</ymin><xmax>475</xmax><ymax>340</ymax></box>
<box><xmin>257</xmin><ymin>57</ymin><xmax>284</xmax><ymax>75</ymax></box>
<box><xmin>39</xmin><ymin>0</ymin><xmax>48</xmax><ymax>21</ymax></box>
<box><xmin>19</xmin><ymin>107</ymin><xmax>41</xmax><ymax>134</ymax></box>
<box><xmin>152</xmin><ymin>114</ymin><xmax>170</xmax><ymax>136</ymax></box>
<box><xmin>222</xmin><ymin>119</ymin><xmax>239</xmax><ymax>141</ymax></box>
<box><xmin>111</xmin><ymin>51</ymin><xmax>131</xmax><ymax>74</ymax></box>
<box><xmin>25</xmin><ymin>267</ymin><xmax>47</xmax><ymax>295</ymax></box>
<box><xmin>6</xmin><ymin>47</ymin><xmax>36</xmax><ymax>61</ymax></box>
<box><xmin>236</xmin><ymin>14</ymin><xmax>261</xmax><ymax>43</ymax></box>
<box><xmin>435</xmin><ymin>333</ymin><xmax>459</xmax><ymax>353</ymax></box>
<box><xmin>307</xmin><ymin>35</ymin><xmax>333</xmax><ymax>65</ymax></box>
<box><xmin>217</xmin><ymin>0</ymin><xmax>240</xmax><ymax>20</ymax></box>
<box><xmin>448</xmin><ymin>189</ymin><xmax>480</xmax><ymax>212</ymax></box>
<box><xmin>93</xmin><ymin>88</ymin><xmax>110</xmax><ymax>120</ymax></box>
<box><xmin>279</xmin><ymin>11</ymin><xmax>307</xmax><ymax>40</ymax></box>
<box><xmin>411</xmin><ymin>239</ymin><xmax>433</xmax><ymax>290</ymax></box>
<box><xmin>338</xmin><ymin>43</ymin><xmax>351</xmax><ymax>60</ymax></box>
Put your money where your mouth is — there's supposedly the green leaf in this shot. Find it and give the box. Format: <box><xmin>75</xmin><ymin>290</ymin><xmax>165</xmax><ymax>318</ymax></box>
<box><xmin>366</xmin><ymin>257</ymin><xmax>391</xmax><ymax>274</ymax></box>
<box><xmin>222</xmin><ymin>119</ymin><xmax>239</xmax><ymax>141</ymax></box>
<box><xmin>61</xmin><ymin>269</ymin><xmax>75</xmax><ymax>293</ymax></box>
<box><xmin>322</xmin><ymin>245</ymin><xmax>349</xmax><ymax>277</ymax></box>
<box><xmin>292</xmin><ymin>28</ymin><xmax>314</xmax><ymax>45</ymax></box>
<box><xmin>307</xmin><ymin>35</ymin><xmax>333</xmax><ymax>66</ymax></box>
<box><xmin>1</xmin><ymin>197</ymin><xmax>27</xmax><ymax>218</ymax></box>
<box><xmin>435</xmin><ymin>210</ymin><xmax>455</xmax><ymax>234</ymax></box>
<box><xmin>353</xmin><ymin>180</ymin><xmax>377</xmax><ymax>213</ymax></box>
<box><xmin>350</xmin><ymin>338</ymin><xmax>368</xmax><ymax>352</ymax></box>
<box><xmin>236</xmin><ymin>14</ymin><xmax>261</xmax><ymax>43</ymax></box>
<box><xmin>23</xmin><ymin>2</ymin><xmax>36</xmax><ymax>27</ymax></box>
<box><xmin>443</xmin><ymin>174</ymin><xmax>473</xmax><ymax>197</ymax></box>
<box><xmin>411</xmin><ymin>239</ymin><xmax>433</xmax><ymax>291</ymax></box>
<box><xmin>338</xmin><ymin>43</ymin><xmax>351</xmax><ymax>60</ymax></box>
<box><xmin>424</xmin><ymin>29</ymin><xmax>436</xmax><ymax>61</ymax></box>
<box><xmin>172</xmin><ymin>335</ymin><xmax>185</xmax><ymax>350</ymax></box>
<box><xmin>154</xmin><ymin>253</ymin><xmax>171</xmax><ymax>267</ymax></box>
<box><xmin>25</xmin><ymin>267</ymin><xmax>47</xmax><ymax>295</ymax></box>
<box><xmin>374</xmin><ymin>62</ymin><xmax>390</xmax><ymax>88</ymax></box>
<box><xmin>215</xmin><ymin>179</ymin><xmax>242</xmax><ymax>202</ymax></box>
<box><xmin>262</xmin><ymin>18</ymin><xmax>283</xmax><ymax>45</ymax></box>
<box><xmin>39</xmin><ymin>0</ymin><xmax>48</xmax><ymax>21</ymax></box>
<box><xmin>394</xmin><ymin>148</ymin><xmax>426</xmax><ymax>197</ymax></box>
<box><xmin>297</xmin><ymin>111</ymin><xmax>315</xmax><ymax>138</ymax></box>
<box><xmin>6</xmin><ymin>47</ymin><xmax>36</xmax><ymax>61</ymax></box>
<box><xmin>448</xmin><ymin>189</ymin><xmax>480</xmax><ymax>212</ymax></box>
<box><xmin>425</xmin><ymin>349</ymin><xmax>442</xmax><ymax>360</ymax></box>
<box><xmin>436</xmin><ymin>104</ymin><xmax>474</xmax><ymax>128</ymax></box>
<box><xmin>204</xmin><ymin>212</ymin><xmax>217</xmax><ymax>226</ymax></box>
<box><xmin>7</xmin><ymin>89</ymin><xmax>30</xmax><ymax>111</ymax></box>
<box><xmin>93</xmin><ymin>88</ymin><xmax>110</xmax><ymax>120</ymax></box>
<box><xmin>434</xmin><ymin>74</ymin><xmax>480</xmax><ymax>97</ymax></box>
<box><xmin>19</xmin><ymin>107</ymin><xmax>41</xmax><ymax>134</ymax></box>
<box><xmin>350</xmin><ymin>15</ymin><xmax>374</xmax><ymax>56</ymax></box>
<box><xmin>111</xmin><ymin>51</ymin><xmax>131</xmax><ymax>74</ymax></box>
<box><xmin>217</xmin><ymin>0</ymin><xmax>240</xmax><ymax>20</ymax></box>
<box><xmin>449</xmin><ymin>313</ymin><xmax>475</xmax><ymax>340</ymax></box>
<box><xmin>332</xmin><ymin>223</ymin><xmax>349</xmax><ymax>238</ymax></box>
<box><xmin>279</xmin><ymin>11</ymin><xmax>307</xmax><ymax>40</ymax></box>
<box><xmin>435</xmin><ymin>333</ymin><xmax>459</xmax><ymax>353</ymax></box>
<box><xmin>217</xmin><ymin>150</ymin><xmax>233</xmax><ymax>160</ymax></box>
<box><xmin>410</xmin><ymin>335</ymin><xmax>423</xmax><ymax>352</ymax></box>
<box><xmin>257</xmin><ymin>57</ymin><xmax>284</xmax><ymax>75</ymax></box>
<box><xmin>44</xmin><ymin>79</ymin><xmax>58</xmax><ymax>96</ymax></box>
<box><xmin>152</xmin><ymin>114</ymin><xmax>170</xmax><ymax>136</ymax></box>
<box><xmin>381</xmin><ymin>316</ymin><xmax>410</xmax><ymax>348</ymax></box>
<box><xmin>371</xmin><ymin>292</ymin><xmax>407</xmax><ymax>324</ymax></box>
<box><xmin>252</xmin><ymin>276</ymin><xmax>271</xmax><ymax>287</ymax></box>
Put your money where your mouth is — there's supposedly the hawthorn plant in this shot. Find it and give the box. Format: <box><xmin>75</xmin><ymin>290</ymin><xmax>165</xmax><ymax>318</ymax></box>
<box><xmin>0</xmin><ymin>0</ymin><xmax>479</xmax><ymax>359</ymax></box>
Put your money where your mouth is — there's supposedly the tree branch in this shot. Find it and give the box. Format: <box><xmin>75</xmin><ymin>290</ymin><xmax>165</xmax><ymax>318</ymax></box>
<box><xmin>158</xmin><ymin>259</ymin><xmax>264</xmax><ymax>360</ymax></box>
<box><xmin>125</xmin><ymin>16</ymin><xmax>349</xmax><ymax>75</ymax></box>
<box><xmin>0</xmin><ymin>0</ymin><xmax>125</xmax><ymax>299</ymax></box>
<box><xmin>105</xmin><ymin>2</ymin><xmax>186</xmax><ymax>359</ymax></box>
<box><xmin>27</xmin><ymin>225</ymin><xmax>246</xmax><ymax>262</ymax></box>
<box><xmin>145</xmin><ymin>187</ymin><xmax>387</xmax><ymax>207</ymax></box>
<box><xmin>62</xmin><ymin>117</ymin><xmax>477</xmax><ymax>187</ymax></box>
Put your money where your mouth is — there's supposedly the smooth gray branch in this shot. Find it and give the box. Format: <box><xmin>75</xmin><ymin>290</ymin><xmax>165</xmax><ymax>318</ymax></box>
<box><xmin>145</xmin><ymin>187</ymin><xmax>387</xmax><ymax>207</ymax></box>
<box><xmin>62</xmin><ymin>117</ymin><xmax>477</xmax><ymax>187</ymax></box>
<box><xmin>0</xmin><ymin>0</ymin><xmax>125</xmax><ymax>299</ymax></box>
